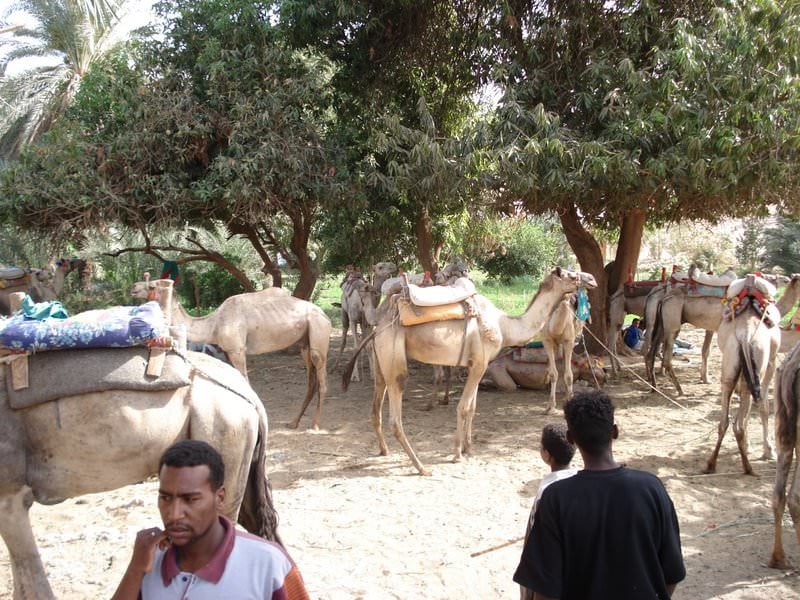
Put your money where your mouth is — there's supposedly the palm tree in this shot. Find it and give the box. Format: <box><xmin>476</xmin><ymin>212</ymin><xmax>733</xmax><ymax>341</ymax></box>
<box><xmin>0</xmin><ymin>0</ymin><xmax>128</xmax><ymax>160</ymax></box>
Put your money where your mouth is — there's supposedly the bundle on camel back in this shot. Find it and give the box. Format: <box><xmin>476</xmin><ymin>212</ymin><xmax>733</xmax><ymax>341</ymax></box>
<box><xmin>342</xmin><ymin>267</ymin><xmax>597</xmax><ymax>476</ymax></box>
<box><xmin>0</xmin><ymin>281</ymin><xmax>281</xmax><ymax>600</ymax></box>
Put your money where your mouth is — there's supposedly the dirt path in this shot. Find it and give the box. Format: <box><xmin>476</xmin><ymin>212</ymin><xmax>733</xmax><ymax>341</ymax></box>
<box><xmin>1</xmin><ymin>327</ymin><xmax>799</xmax><ymax>599</ymax></box>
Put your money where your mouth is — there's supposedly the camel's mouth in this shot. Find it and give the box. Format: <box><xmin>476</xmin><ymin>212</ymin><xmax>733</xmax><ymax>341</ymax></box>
<box><xmin>578</xmin><ymin>272</ymin><xmax>598</xmax><ymax>289</ymax></box>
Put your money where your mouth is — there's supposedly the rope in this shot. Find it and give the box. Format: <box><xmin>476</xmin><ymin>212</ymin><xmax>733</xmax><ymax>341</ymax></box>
<box><xmin>577</xmin><ymin>319</ymin><xmax>691</xmax><ymax>412</ymax></box>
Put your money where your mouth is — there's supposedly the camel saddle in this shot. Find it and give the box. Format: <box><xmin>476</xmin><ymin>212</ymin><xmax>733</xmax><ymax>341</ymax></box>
<box><xmin>684</xmin><ymin>266</ymin><xmax>737</xmax><ymax>298</ymax></box>
<box><xmin>396</xmin><ymin>277</ymin><xmax>478</xmax><ymax>326</ymax></box>
<box><xmin>623</xmin><ymin>280</ymin><xmax>663</xmax><ymax>298</ymax></box>
<box><xmin>0</xmin><ymin>267</ymin><xmax>31</xmax><ymax>289</ymax></box>
<box><xmin>3</xmin><ymin>347</ymin><xmax>191</xmax><ymax>410</ymax></box>
<box><xmin>722</xmin><ymin>275</ymin><xmax>780</xmax><ymax>327</ymax></box>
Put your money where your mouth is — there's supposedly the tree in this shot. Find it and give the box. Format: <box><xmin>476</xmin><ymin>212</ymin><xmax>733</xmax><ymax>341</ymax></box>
<box><xmin>280</xmin><ymin>0</ymin><xmax>495</xmax><ymax>273</ymax></box>
<box><xmin>0</xmin><ymin>0</ymin><xmax>129</xmax><ymax>160</ymax></box>
<box><xmin>490</xmin><ymin>0</ymin><xmax>800</xmax><ymax>347</ymax></box>
<box><xmin>761</xmin><ymin>215</ymin><xmax>800</xmax><ymax>275</ymax></box>
<box><xmin>0</xmin><ymin>0</ymin><xmax>346</xmax><ymax>299</ymax></box>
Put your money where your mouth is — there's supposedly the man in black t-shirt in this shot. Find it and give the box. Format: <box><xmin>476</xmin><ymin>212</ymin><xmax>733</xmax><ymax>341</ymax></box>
<box><xmin>513</xmin><ymin>390</ymin><xmax>685</xmax><ymax>600</ymax></box>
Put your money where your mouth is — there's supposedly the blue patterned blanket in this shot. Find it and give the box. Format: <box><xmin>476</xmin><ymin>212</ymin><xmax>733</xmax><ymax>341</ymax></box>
<box><xmin>0</xmin><ymin>301</ymin><xmax>167</xmax><ymax>352</ymax></box>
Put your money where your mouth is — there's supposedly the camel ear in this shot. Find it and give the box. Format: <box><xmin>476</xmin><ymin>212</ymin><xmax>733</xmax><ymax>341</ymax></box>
<box><xmin>553</xmin><ymin>266</ymin><xmax>562</xmax><ymax>277</ymax></box>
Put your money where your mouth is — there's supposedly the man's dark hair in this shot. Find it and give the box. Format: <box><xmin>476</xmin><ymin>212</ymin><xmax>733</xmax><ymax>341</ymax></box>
<box><xmin>563</xmin><ymin>390</ymin><xmax>615</xmax><ymax>455</ymax></box>
<box><xmin>158</xmin><ymin>440</ymin><xmax>225</xmax><ymax>490</ymax></box>
<box><xmin>541</xmin><ymin>422</ymin><xmax>575</xmax><ymax>466</ymax></box>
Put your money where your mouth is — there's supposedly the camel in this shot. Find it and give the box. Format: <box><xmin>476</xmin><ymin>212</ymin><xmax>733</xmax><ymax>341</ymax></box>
<box><xmin>0</xmin><ymin>259</ymin><xmax>77</xmax><ymax>315</ymax></box>
<box><xmin>0</xmin><ymin>349</ymin><xmax>280</xmax><ymax>600</ymax></box>
<box><xmin>647</xmin><ymin>271</ymin><xmax>800</xmax><ymax>395</ymax></box>
<box><xmin>371</xmin><ymin>261</ymin><xmax>398</xmax><ymax>298</ymax></box>
<box><xmin>775</xmin><ymin>273</ymin><xmax>800</xmax><ymax>353</ymax></box>
<box><xmin>704</xmin><ymin>275</ymin><xmax>781</xmax><ymax>475</ymax></box>
<box><xmin>769</xmin><ymin>340</ymin><xmax>800</xmax><ymax>569</ymax></box>
<box><xmin>481</xmin><ymin>347</ymin><xmax>606</xmax><ymax>392</ymax></box>
<box><xmin>342</xmin><ymin>267</ymin><xmax>597</xmax><ymax>475</ymax></box>
<box><xmin>333</xmin><ymin>274</ymin><xmax>379</xmax><ymax>382</ymax></box>
<box><xmin>540</xmin><ymin>292</ymin><xmax>588</xmax><ymax>412</ymax></box>
<box><xmin>132</xmin><ymin>280</ymin><xmax>332</xmax><ymax>430</ymax></box>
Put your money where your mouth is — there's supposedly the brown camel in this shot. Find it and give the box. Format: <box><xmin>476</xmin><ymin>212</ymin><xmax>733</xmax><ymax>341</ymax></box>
<box><xmin>333</xmin><ymin>274</ymin><xmax>379</xmax><ymax>382</ymax></box>
<box><xmin>0</xmin><ymin>349</ymin><xmax>279</xmax><ymax>600</ymax></box>
<box><xmin>481</xmin><ymin>347</ymin><xmax>606</xmax><ymax>392</ymax></box>
<box><xmin>132</xmin><ymin>280</ymin><xmax>332</xmax><ymax>430</ymax></box>
<box><xmin>342</xmin><ymin>267</ymin><xmax>597</xmax><ymax>475</ymax></box>
<box><xmin>371</xmin><ymin>261</ymin><xmax>398</xmax><ymax>298</ymax></box>
<box><xmin>769</xmin><ymin>340</ymin><xmax>800</xmax><ymax>569</ymax></box>
<box><xmin>0</xmin><ymin>259</ymin><xmax>76</xmax><ymax>315</ymax></box>
<box><xmin>704</xmin><ymin>275</ymin><xmax>780</xmax><ymax>475</ymax></box>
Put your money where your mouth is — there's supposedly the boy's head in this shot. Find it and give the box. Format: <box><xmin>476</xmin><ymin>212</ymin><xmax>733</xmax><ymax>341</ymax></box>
<box><xmin>631</xmin><ymin>318</ymin><xmax>640</xmax><ymax>328</ymax></box>
<box><xmin>563</xmin><ymin>390</ymin><xmax>617</xmax><ymax>456</ymax></box>
<box><xmin>540</xmin><ymin>422</ymin><xmax>575</xmax><ymax>467</ymax></box>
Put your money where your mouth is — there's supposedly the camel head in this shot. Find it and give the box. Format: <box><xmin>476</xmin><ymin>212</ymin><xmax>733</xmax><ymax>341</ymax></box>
<box><xmin>372</xmin><ymin>262</ymin><xmax>398</xmax><ymax>278</ymax></box>
<box><xmin>550</xmin><ymin>267</ymin><xmax>597</xmax><ymax>292</ymax></box>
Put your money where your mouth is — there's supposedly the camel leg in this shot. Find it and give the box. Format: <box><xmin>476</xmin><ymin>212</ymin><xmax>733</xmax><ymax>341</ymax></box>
<box><xmin>662</xmin><ymin>332</ymin><xmax>684</xmax><ymax>396</ymax></box>
<box><xmin>0</xmin><ymin>487</ymin><xmax>56</xmax><ymax>600</ymax></box>
<box><xmin>704</xmin><ymin>383</ymin><xmax>734</xmax><ymax>474</ymax></box>
<box><xmin>542</xmin><ymin>339</ymin><xmax>558</xmax><ymax>413</ymax></box>
<box><xmin>699</xmin><ymin>330</ymin><xmax>714</xmax><ymax>384</ymax></box>
<box><xmin>758</xmin><ymin>344</ymin><xmax>780</xmax><ymax>461</ymax></box>
<box><xmin>562</xmin><ymin>343</ymin><xmax>574</xmax><ymax>407</ymax></box>
<box><xmin>607</xmin><ymin>324</ymin><xmax>620</xmax><ymax>376</ymax></box>
<box><xmin>769</xmin><ymin>439</ymin><xmax>794</xmax><ymax>568</ymax></box>
<box><xmin>371</xmin><ymin>359</ymin><xmax>389</xmax><ymax>456</ymax></box>
<box><xmin>484</xmin><ymin>364</ymin><xmax>518</xmax><ymax>393</ymax></box>
<box><xmin>228</xmin><ymin>350</ymin><xmax>249</xmax><ymax>381</ymax></box>
<box><xmin>289</xmin><ymin>347</ymin><xmax>320</xmax><ymax>430</ymax></box>
<box><xmin>331</xmin><ymin>311</ymin><xmax>349</xmax><ymax>372</ymax></box>
<box><xmin>454</xmin><ymin>368</ymin><xmax>484</xmax><ymax>460</ymax></box>
<box><xmin>386</xmin><ymin>374</ymin><xmax>431</xmax><ymax>476</ymax></box>
<box><xmin>731</xmin><ymin>382</ymin><xmax>756</xmax><ymax>476</ymax></box>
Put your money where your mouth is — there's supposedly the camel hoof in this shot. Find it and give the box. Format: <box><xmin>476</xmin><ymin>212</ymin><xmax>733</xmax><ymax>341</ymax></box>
<box><xmin>418</xmin><ymin>468</ymin><xmax>433</xmax><ymax>476</ymax></box>
<box><xmin>768</xmin><ymin>555</ymin><xmax>793</xmax><ymax>570</ymax></box>
<box><xmin>288</xmin><ymin>420</ymin><xmax>300</xmax><ymax>430</ymax></box>
<box><xmin>438</xmin><ymin>399</ymin><xmax>450</xmax><ymax>406</ymax></box>
<box><xmin>702</xmin><ymin>464</ymin><xmax>716</xmax><ymax>475</ymax></box>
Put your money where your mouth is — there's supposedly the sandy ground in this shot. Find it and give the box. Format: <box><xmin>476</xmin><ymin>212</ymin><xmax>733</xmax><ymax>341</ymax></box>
<box><xmin>1</xmin><ymin>326</ymin><xmax>799</xmax><ymax>599</ymax></box>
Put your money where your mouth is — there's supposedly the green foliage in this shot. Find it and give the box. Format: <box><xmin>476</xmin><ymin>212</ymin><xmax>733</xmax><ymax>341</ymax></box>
<box><xmin>735</xmin><ymin>219</ymin><xmax>766</xmax><ymax>273</ymax></box>
<box><xmin>181</xmin><ymin>262</ymin><xmax>246</xmax><ymax>310</ymax></box>
<box><xmin>761</xmin><ymin>215</ymin><xmax>800</xmax><ymax>274</ymax></box>
<box><xmin>474</xmin><ymin>216</ymin><xmax>558</xmax><ymax>283</ymax></box>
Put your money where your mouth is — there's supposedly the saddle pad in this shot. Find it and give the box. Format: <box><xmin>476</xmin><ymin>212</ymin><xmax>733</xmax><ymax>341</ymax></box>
<box><xmin>5</xmin><ymin>347</ymin><xmax>191</xmax><ymax>410</ymax></box>
<box><xmin>0</xmin><ymin>267</ymin><xmax>27</xmax><ymax>282</ymax></box>
<box><xmin>726</xmin><ymin>276</ymin><xmax>777</xmax><ymax>301</ymax></box>
<box><xmin>689</xmin><ymin>267</ymin><xmax>737</xmax><ymax>287</ymax></box>
<box><xmin>624</xmin><ymin>282</ymin><xmax>661</xmax><ymax>297</ymax></box>
<box><xmin>0</xmin><ymin>301</ymin><xmax>167</xmax><ymax>352</ymax></box>
<box><xmin>687</xmin><ymin>284</ymin><xmax>728</xmax><ymax>298</ymax></box>
<box><xmin>398</xmin><ymin>300</ymin><xmax>465</xmax><ymax>326</ymax></box>
<box><xmin>406</xmin><ymin>277</ymin><xmax>477</xmax><ymax>307</ymax></box>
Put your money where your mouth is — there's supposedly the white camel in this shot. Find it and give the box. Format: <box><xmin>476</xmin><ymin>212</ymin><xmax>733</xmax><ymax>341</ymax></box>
<box><xmin>0</xmin><ymin>349</ymin><xmax>279</xmax><ymax>600</ymax></box>
<box><xmin>132</xmin><ymin>280</ymin><xmax>332</xmax><ymax>430</ymax></box>
<box><xmin>540</xmin><ymin>292</ymin><xmax>588</xmax><ymax>413</ymax></box>
<box><xmin>342</xmin><ymin>267</ymin><xmax>597</xmax><ymax>475</ymax></box>
<box><xmin>704</xmin><ymin>275</ymin><xmax>781</xmax><ymax>475</ymax></box>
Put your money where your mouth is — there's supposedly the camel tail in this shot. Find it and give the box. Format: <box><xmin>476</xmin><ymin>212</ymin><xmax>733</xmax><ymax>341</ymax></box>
<box><xmin>739</xmin><ymin>343</ymin><xmax>762</xmax><ymax>404</ymax></box>
<box><xmin>775</xmin><ymin>343</ymin><xmax>800</xmax><ymax>449</ymax></box>
<box><xmin>645</xmin><ymin>302</ymin><xmax>665</xmax><ymax>366</ymax></box>
<box><xmin>341</xmin><ymin>329</ymin><xmax>376</xmax><ymax>392</ymax></box>
<box><xmin>239</xmin><ymin>413</ymin><xmax>283</xmax><ymax>547</ymax></box>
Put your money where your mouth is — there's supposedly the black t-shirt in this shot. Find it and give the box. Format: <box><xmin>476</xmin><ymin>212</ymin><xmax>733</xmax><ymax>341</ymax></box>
<box><xmin>513</xmin><ymin>466</ymin><xmax>685</xmax><ymax>600</ymax></box>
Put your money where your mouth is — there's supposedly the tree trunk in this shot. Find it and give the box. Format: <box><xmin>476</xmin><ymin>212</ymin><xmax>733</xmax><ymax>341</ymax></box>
<box><xmin>227</xmin><ymin>220</ymin><xmax>282</xmax><ymax>288</ymax></box>
<box><xmin>607</xmin><ymin>209</ymin><xmax>646</xmax><ymax>293</ymax></box>
<box><xmin>415</xmin><ymin>205</ymin><xmax>437</xmax><ymax>273</ymax></box>
<box><xmin>559</xmin><ymin>204</ymin><xmax>608</xmax><ymax>354</ymax></box>
<box><xmin>288</xmin><ymin>205</ymin><xmax>318</xmax><ymax>300</ymax></box>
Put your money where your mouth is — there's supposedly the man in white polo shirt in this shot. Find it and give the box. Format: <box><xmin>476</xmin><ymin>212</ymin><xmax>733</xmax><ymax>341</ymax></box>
<box><xmin>111</xmin><ymin>440</ymin><xmax>308</xmax><ymax>600</ymax></box>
